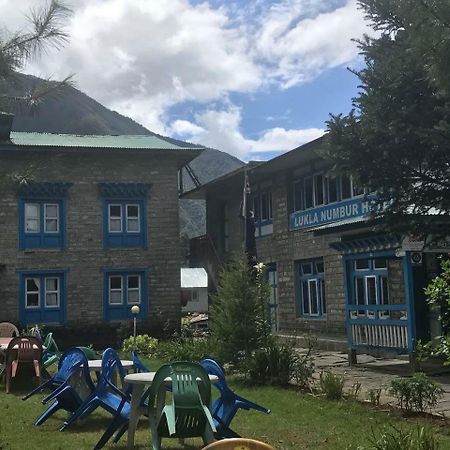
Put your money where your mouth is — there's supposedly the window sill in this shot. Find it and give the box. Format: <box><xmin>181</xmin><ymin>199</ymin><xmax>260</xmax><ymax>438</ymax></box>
<box><xmin>22</xmin><ymin>248</ymin><xmax>64</xmax><ymax>254</ymax></box>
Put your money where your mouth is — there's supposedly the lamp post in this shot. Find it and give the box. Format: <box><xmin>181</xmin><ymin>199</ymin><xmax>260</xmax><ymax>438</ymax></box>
<box><xmin>131</xmin><ymin>305</ymin><xmax>140</xmax><ymax>345</ymax></box>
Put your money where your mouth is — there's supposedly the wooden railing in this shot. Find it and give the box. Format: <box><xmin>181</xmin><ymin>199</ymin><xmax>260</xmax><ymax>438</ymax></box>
<box><xmin>347</xmin><ymin>305</ymin><xmax>409</xmax><ymax>351</ymax></box>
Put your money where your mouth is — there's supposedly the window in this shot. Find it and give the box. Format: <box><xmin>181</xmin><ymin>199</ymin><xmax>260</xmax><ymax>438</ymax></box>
<box><xmin>297</xmin><ymin>258</ymin><xmax>326</xmax><ymax>317</ymax></box>
<box><xmin>104</xmin><ymin>270</ymin><xmax>147</xmax><ymax>321</ymax></box>
<box><xmin>20</xmin><ymin>201</ymin><xmax>64</xmax><ymax>249</ymax></box>
<box><xmin>104</xmin><ymin>201</ymin><xmax>146</xmax><ymax>248</ymax></box>
<box><xmin>18</xmin><ymin>182</ymin><xmax>71</xmax><ymax>250</ymax></box>
<box><xmin>252</xmin><ymin>191</ymin><xmax>272</xmax><ymax>223</ymax></box>
<box><xmin>351</xmin><ymin>257</ymin><xmax>390</xmax><ymax>310</ymax></box>
<box><xmin>20</xmin><ymin>272</ymin><xmax>66</xmax><ymax>325</ymax></box>
<box><xmin>99</xmin><ymin>182</ymin><xmax>150</xmax><ymax>249</ymax></box>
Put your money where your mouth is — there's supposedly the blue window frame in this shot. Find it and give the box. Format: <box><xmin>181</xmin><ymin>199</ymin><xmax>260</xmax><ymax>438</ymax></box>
<box><xmin>18</xmin><ymin>182</ymin><xmax>71</xmax><ymax>249</ymax></box>
<box><xmin>103</xmin><ymin>269</ymin><xmax>147</xmax><ymax>321</ymax></box>
<box><xmin>19</xmin><ymin>271</ymin><xmax>67</xmax><ymax>325</ymax></box>
<box><xmin>99</xmin><ymin>183</ymin><xmax>150</xmax><ymax>248</ymax></box>
<box><xmin>297</xmin><ymin>258</ymin><xmax>326</xmax><ymax>317</ymax></box>
<box><xmin>348</xmin><ymin>257</ymin><xmax>390</xmax><ymax>317</ymax></box>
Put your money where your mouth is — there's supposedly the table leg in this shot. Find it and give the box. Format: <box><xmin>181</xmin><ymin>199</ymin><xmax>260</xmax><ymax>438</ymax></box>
<box><xmin>127</xmin><ymin>384</ymin><xmax>145</xmax><ymax>449</ymax></box>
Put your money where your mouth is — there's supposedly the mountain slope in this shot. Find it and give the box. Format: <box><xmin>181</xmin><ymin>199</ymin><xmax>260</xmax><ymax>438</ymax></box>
<box><xmin>6</xmin><ymin>74</ymin><xmax>244</xmax><ymax>236</ymax></box>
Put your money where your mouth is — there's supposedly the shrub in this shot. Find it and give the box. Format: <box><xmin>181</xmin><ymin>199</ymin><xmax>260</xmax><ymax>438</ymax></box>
<box><xmin>319</xmin><ymin>370</ymin><xmax>344</xmax><ymax>400</ymax></box>
<box><xmin>369</xmin><ymin>425</ymin><xmax>439</xmax><ymax>450</ymax></box>
<box><xmin>367</xmin><ymin>388</ymin><xmax>382</xmax><ymax>407</ymax></box>
<box><xmin>245</xmin><ymin>338</ymin><xmax>315</xmax><ymax>388</ymax></box>
<box><xmin>154</xmin><ymin>336</ymin><xmax>216</xmax><ymax>362</ymax></box>
<box><xmin>390</xmin><ymin>372</ymin><xmax>444</xmax><ymax>413</ymax></box>
<box><xmin>122</xmin><ymin>334</ymin><xmax>159</xmax><ymax>356</ymax></box>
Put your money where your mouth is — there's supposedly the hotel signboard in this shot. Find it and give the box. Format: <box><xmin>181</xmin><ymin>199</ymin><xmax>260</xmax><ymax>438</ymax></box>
<box><xmin>289</xmin><ymin>196</ymin><xmax>375</xmax><ymax>231</ymax></box>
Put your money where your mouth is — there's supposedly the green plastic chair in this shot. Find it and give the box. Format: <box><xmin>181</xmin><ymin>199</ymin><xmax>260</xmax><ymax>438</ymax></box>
<box><xmin>42</xmin><ymin>333</ymin><xmax>61</xmax><ymax>370</ymax></box>
<box><xmin>148</xmin><ymin>362</ymin><xmax>216</xmax><ymax>450</ymax></box>
<box><xmin>78</xmin><ymin>346</ymin><xmax>99</xmax><ymax>360</ymax></box>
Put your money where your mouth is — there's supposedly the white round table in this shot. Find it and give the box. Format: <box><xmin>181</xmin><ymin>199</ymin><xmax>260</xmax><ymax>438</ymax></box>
<box><xmin>88</xmin><ymin>359</ymin><xmax>134</xmax><ymax>371</ymax></box>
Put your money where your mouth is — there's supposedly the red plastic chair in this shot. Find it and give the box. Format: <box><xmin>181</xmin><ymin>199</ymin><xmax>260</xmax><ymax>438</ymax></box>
<box><xmin>0</xmin><ymin>322</ymin><xmax>19</xmax><ymax>337</ymax></box>
<box><xmin>5</xmin><ymin>336</ymin><xmax>42</xmax><ymax>393</ymax></box>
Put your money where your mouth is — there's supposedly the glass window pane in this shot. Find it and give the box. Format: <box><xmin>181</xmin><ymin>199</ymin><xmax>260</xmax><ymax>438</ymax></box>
<box><xmin>309</xmin><ymin>280</ymin><xmax>318</xmax><ymax>314</ymax></box>
<box><xmin>252</xmin><ymin>196</ymin><xmax>260</xmax><ymax>221</ymax></box>
<box><xmin>128</xmin><ymin>276</ymin><xmax>139</xmax><ymax>289</ymax></box>
<box><xmin>128</xmin><ymin>290</ymin><xmax>140</xmax><ymax>304</ymax></box>
<box><xmin>45</xmin><ymin>219</ymin><xmax>58</xmax><ymax>232</ymax></box>
<box><xmin>26</xmin><ymin>218</ymin><xmax>39</xmax><ymax>232</ymax></box>
<box><xmin>355</xmin><ymin>259</ymin><xmax>370</xmax><ymax>270</ymax></box>
<box><xmin>302</xmin><ymin>282</ymin><xmax>310</xmax><ymax>314</ymax></box>
<box><xmin>110</xmin><ymin>276</ymin><xmax>122</xmax><ymax>290</ymax></box>
<box><xmin>45</xmin><ymin>204</ymin><xmax>58</xmax><ymax>218</ymax></box>
<box><xmin>355</xmin><ymin>278</ymin><xmax>365</xmax><ymax>305</ymax></box>
<box><xmin>327</xmin><ymin>176</ymin><xmax>338</xmax><ymax>203</ymax></box>
<box><xmin>352</xmin><ymin>178</ymin><xmax>364</xmax><ymax>196</ymax></box>
<box><xmin>127</xmin><ymin>218</ymin><xmax>139</xmax><ymax>232</ymax></box>
<box><xmin>341</xmin><ymin>175</ymin><xmax>352</xmax><ymax>199</ymax></box>
<box><xmin>304</xmin><ymin>178</ymin><xmax>313</xmax><ymax>209</ymax></box>
<box><xmin>268</xmin><ymin>192</ymin><xmax>273</xmax><ymax>219</ymax></box>
<box><xmin>110</xmin><ymin>291</ymin><xmax>122</xmax><ymax>304</ymax></box>
<box><xmin>26</xmin><ymin>278</ymin><xmax>40</xmax><ymax>292</ymax></box>
<box><xmin>301</xmin><ymin>263</ymin><xmax>313</xmax><ymax>275</ymax></box>
<box><xmin>366</xmin><ymin>276</ymin><xmax>377</xmax><ymax>305</ymax></box>
<box><xmin>109</xmin><ymin>218</ymin><xmax>122</xmax><ymax>232</ymax></box>
<box><xmin>110</xmin><ymin>205</ymin><xmax>121</xmax><ymax>217</ymax></box>
<box><xmin>46</xmin><ymin>293</ymin><xmax>58</xmax><ymax>306</ymax></box>
<box><xmin>46</xmin><ymin>278</ymin><xmax>58</xmax><ymax>291</ymax></box>
<box><xmin>294</xmin><ymin>181</ymin><xmax>303</xmax><ymax>211</ymax></box>
<box><xmin>26</xmin><ymin>293</ymin><xmax>39</xmax><ymax>307</ymax></box>
<box><xmin>381</xmin><ymin>275</ymin><xmax>389</xmax><ymax>304</ymax></box>
<box><xmin>320</xmin><ymin>278</ymin><xmax>326</xmax><ymax>314</ymax></box>
<box><xmin>127</xmin><ymin>205</ymin><xmax>139</xmax><ymax>218</ymax></box>
<box><xmin>314</xmin><ymin>174</ymin><xmax>324</xmax><ymax>206</ymax></box>
<box><xmin>315</xmin><ymin>261</ymin><xmax>324</xmax><ymax>274</ymax></box>
<box><xmin>25</xmin><ymin>203</ymin><xmax>39</xmax><ymax>219</ymax></box>
<box><xmin>374</xmin><ymin>258</ymin><xmax>387</xmax><ymax>269</ymax></box>
<box><xmin>261</xmin><ymin>193</ymin><xmax>268</xmax><ymax>220</ymax></box>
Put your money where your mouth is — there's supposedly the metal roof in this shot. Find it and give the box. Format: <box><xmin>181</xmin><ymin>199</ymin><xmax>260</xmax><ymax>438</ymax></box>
<box><xmin>8</xmin><ymin>131</ymin><xmax>202</xmax><ymax>151</ymax></box>
<box><xmin>181</xmin><ymin>268</ymin><xmax>208</xmax><ymax>288</ymax></box>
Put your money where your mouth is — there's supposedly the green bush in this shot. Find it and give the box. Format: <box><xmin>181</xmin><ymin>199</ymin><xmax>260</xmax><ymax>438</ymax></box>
<box><xmin>154</xmin><ymin>336</ymin><xmax>216</xmax><ymax>362</ymax></box>
<box><xmin>319</xmin><ymin>370</ymin><xmax>345</xmax><ymax>400</ymax></box>
<box><xmin>369</xmin><ymin>425</ymin><xmax>439</xmax><ymax>450</ymax></box>
<box><xmin>122</xmin><ymin>334</ymin><xmax>158</xmax><ymax>356</ymax></box>
<box><xmin>390</xmin><ymin>372</ymin><xmax>444</xmax><ymax>413</ymax></box>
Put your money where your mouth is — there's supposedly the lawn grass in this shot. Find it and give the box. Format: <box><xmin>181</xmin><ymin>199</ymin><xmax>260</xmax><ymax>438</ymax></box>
<box><xmin>1</xmin><ymin>359</ymin><xmax>450</xmax><ymax>450</ymax></box>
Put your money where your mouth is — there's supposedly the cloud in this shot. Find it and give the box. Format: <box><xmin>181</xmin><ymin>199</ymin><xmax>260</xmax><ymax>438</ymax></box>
<box><xmin>170</xmin><ymin>105</ymin><xmax>324</xmax><ymax>159</ymax></box>
<box><xmin>254</xmin><ymin>0</ymin><xmax>370</xmax><ymax>88</ymax></box>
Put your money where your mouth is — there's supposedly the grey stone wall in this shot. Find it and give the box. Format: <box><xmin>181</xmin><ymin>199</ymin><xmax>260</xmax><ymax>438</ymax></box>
<box><xmin>0</xmin><ymin>150</ymin><xmax>184</xmax><ymax>331</ymax></box>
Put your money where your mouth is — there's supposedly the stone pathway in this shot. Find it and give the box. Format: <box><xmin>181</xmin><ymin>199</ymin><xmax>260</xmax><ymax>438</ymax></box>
<box><xmin>306</xmin><ymin>350</ymin><xmax>450</xmax><ymax>417</ymax></box>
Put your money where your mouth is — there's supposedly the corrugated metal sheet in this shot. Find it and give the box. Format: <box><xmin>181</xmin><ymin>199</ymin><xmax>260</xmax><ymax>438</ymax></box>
<box><xmin>310</xmin><ymin>215</ymin><xmax>368</xmax><ymax>231</ymax></box>
<box><xmin>9</xmin><ymin>132</ymin><xmax>201</xmax><ymax>151</ymax></box>
<box><xmin>181</xmin><ymin>268</ymin><xmax>208</xmax><ymax>288</ymax></box>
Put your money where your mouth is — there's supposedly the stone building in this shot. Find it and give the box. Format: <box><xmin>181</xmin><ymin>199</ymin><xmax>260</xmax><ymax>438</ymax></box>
<box><xmin>183</xmin><ymin>137</ymin><xmax>448</xmax><ymax>360</ymax></box>
<box><xmin>0</xmin><ymin>113</ymin><xmax>201</xmax><ymax>338</ymax></box>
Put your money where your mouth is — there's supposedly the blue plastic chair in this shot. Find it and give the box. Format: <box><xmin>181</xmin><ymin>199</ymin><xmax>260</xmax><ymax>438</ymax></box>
<box><xmin>61</xmin><ymin>348</ymin><xmax>131</xmax><ymax>431</ymax></box>
<box><xmin>23</xmin><ymin>347</ymin><xmax>87</xmax><ymax>400</ymax></box>
<box><xmin>34</xmin><ymin>348</ymin><xmax>95</xmax><ymax>426</ymax></box>
<box><xmin>200</xmin><ymin>358</ymin><xmax>271</xmax><ymax>438</ymax></box>
<box><xmin>94</xmin><ymin>352</ymin><xmax>151</xmax><ymax>449</ymax></box>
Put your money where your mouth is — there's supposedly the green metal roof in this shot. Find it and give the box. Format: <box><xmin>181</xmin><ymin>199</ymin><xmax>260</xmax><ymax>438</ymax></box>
<box><xmin>8</xmin><ymin>131</ymin><xmax>201</xmax><ymax>151</ymax></box>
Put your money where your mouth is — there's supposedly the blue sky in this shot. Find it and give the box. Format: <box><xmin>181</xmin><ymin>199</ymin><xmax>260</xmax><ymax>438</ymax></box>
<box><xmin>2</xmin><ymin>0</ymin><xmax>372</xmax><ymax>161</ymax></box>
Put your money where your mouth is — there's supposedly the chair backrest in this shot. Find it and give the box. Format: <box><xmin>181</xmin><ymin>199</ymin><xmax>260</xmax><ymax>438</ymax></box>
<box><xmin>43</xmin><ymin>332</ymin><xmax>60</xmax><ymax>355</ymax></box>
<box><xmin>132</xmin><ymin>351</ymin><xmax>150</xmax><ymax>373</ymax></box>
<box><xmin>55</xmin><ymin>347</ymin><xmax>92</xmax><ymax>385</ymax></box>
<box><xmin>99</xmin><ymin>348</ymin><xmax>126</xmax><ymax>390</ymax></box>
<box><xmin>78</xmin><ymin>346</ymin><xmax>98</xmax><ymax>360</ymax></box>
<box><xmin>171</xmin><ymin>361</ymin><xmax>211</xmax><ymax>408</ymax></box>
<box><xmin>200</xmin><ymin>358</ymin><xmax>232</xmax><ymax>397</ymax></box>
<box><xmin>0</xmin><ymin>322</ymin><xmax>19</xmax><ymax>337</ymax></box>
<box><xmin>7</xmin><ymin>336</ymin><xmax>42</xmax><ymax>361</ymax></box>
<box><xmin>201</xmin><ymin>438</ymin><xmax>276</xmax><ymax>450</ymax></box>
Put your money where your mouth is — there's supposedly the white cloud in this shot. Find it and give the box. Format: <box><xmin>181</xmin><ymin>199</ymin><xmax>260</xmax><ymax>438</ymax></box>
<box><xmin>254</xmin><ymin>0</ymin><xmax>370</xmax><ymax>88</ymax></box>
<box><xmin>170</xmin><ymin>106</ymin><xmax>324</xmax><ymax>159</ymax></box>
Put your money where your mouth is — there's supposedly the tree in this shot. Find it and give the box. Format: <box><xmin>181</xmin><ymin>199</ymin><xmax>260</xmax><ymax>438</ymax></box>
<box><xmin>0</xmin><ymin>0</ymin><xmax>72</xmax><ymax>112</ymax></box>
<box><xmin>210</xmin><ymin>257</ymin><xmax>265</xmax><ymax>367</ymax></box>
<box><xmin>325</xmin><ymin>0</ymin><xmax>450</xmax><ymax>237</ymax></box>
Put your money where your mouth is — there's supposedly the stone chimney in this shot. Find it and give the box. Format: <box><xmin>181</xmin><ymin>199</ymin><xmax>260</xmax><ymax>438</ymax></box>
<box><xmin>0</xmin><ymin>112</ymin><xmax>14</xmax><ymax>141</ymax></box>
